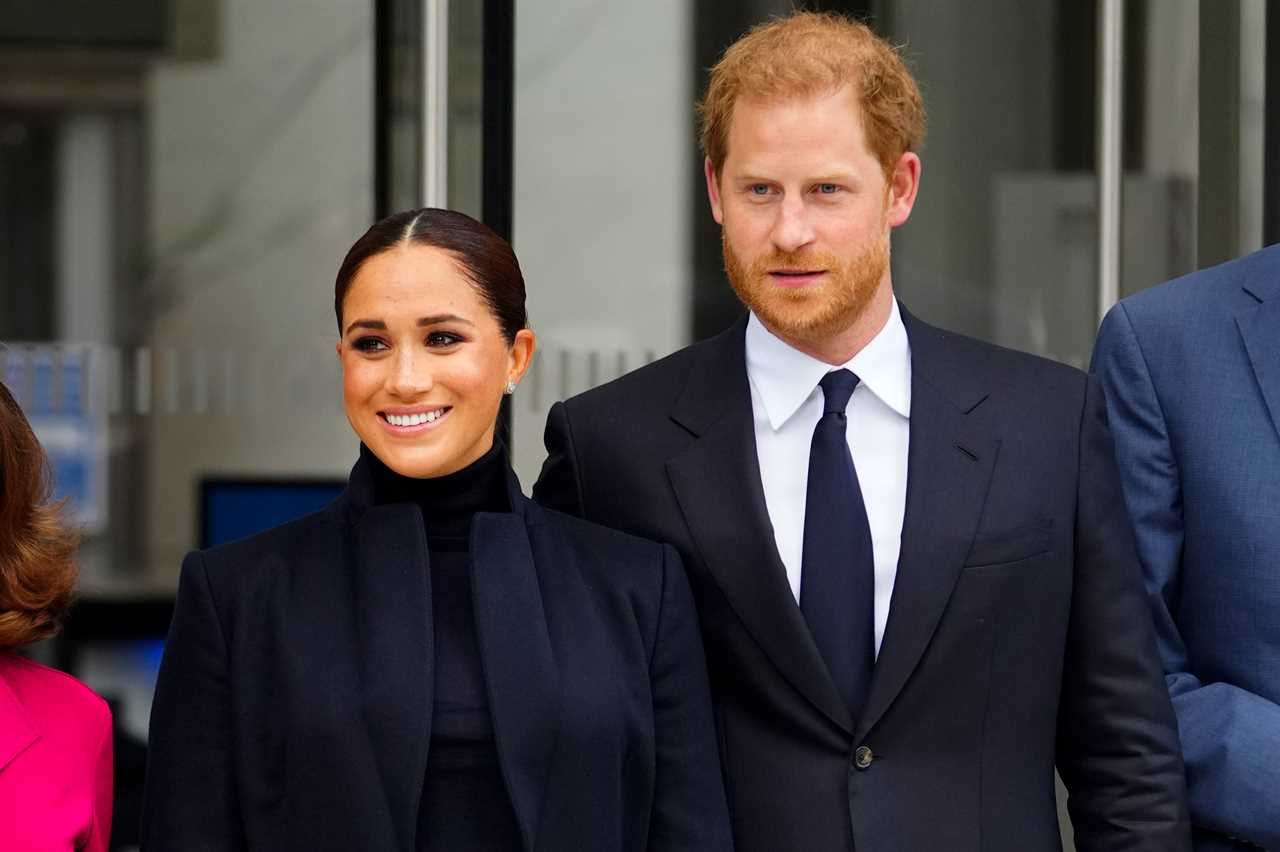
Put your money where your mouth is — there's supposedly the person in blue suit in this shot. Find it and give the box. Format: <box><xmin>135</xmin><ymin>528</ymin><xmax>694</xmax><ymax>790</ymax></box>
<box><xmin>142</xmin><ymin>208</ymin><xmax>732</xmax><ymax>852</ymax></box>
<box><xmin>1092</xmin><ymin>244</ymin><xmax>1280</xmax><ymax>851</ymax></box>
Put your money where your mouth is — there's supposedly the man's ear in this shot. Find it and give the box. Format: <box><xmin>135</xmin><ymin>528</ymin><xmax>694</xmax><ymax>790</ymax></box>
<box><xmin>886</xmin><ymin>152</ymin><xmax>921</xmax><ymax>228</ymax></box>
<box><xmin>705</xmin><ymin>157</ymin><xmax>725</xmax><ymax>225</ymax></box>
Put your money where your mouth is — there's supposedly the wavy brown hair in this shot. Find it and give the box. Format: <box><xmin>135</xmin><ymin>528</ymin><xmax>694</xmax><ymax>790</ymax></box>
<box><xmin>0</xmin><ymin>381</ymin><xmax>78</xmax><ymax>649</ymax></box>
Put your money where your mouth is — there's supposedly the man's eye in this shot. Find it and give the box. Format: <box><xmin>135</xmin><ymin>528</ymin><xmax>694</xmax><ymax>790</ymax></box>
<box><xmin>817</xmin><ymin>183</ymin><xmax>839</xmax><ymax>194</ymax></box>
<box><xmin>750</xmin><ymin>184</ymin><xmax>771</xmax><ymax>196</ymax></box>
<box><xmin>353</xmin><ymin>337</ymin><xmax>388</xmax><ymax>352</ymax></box>
<box><xmin>426</xmin><ymin>331</ymin><xmax>463</xmax><ymax>347</ymax></box>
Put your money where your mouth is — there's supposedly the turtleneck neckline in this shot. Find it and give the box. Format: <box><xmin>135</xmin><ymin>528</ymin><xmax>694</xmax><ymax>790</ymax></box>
<box><xmin>362</xmin><ymin>441</ymin><xmax>511</xmax><ymax>543</ymax></box>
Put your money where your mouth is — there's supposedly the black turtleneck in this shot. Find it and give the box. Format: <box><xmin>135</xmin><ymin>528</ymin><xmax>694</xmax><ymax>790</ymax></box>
<box><xmin>365</xmin><ymin>440</ymin><xmax>511</xmax><ymax>540</ymax></box>
<box><xmin>364</xmin><ymin>442</ymin><xmax>521</xmax><ymax>852</ymax></box>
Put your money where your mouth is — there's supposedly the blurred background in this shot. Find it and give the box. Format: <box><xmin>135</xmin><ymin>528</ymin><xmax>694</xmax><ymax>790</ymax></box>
<box><xmin>0</xmin><ymin>0</ymin><xmax>1275</xmax><ymax>848</ymax></box>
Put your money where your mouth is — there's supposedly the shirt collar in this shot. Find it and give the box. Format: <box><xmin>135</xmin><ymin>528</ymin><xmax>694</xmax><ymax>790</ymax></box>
<box><xmin>745</xmin><ymin>298</ymin><xmax>912</xmax><ymax>430</ymax></box>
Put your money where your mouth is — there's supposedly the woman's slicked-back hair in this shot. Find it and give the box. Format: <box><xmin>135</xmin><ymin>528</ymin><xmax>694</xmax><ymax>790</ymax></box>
<box><xmin>334</xmin><ymin>208</ymin><xmax>528</xmax><ymax>343</ymax></box>
<box><xmin>0</xmin><ymin>381</ymin><xmax>78</xmax><ymax>649</ymax></box>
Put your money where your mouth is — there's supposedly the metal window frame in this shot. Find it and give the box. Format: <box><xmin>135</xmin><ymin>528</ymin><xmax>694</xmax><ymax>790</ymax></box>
<box><xmin>1096</xmin><ymin>0</ymin><xmax>1124</xmax><ymax>318</ymax></box>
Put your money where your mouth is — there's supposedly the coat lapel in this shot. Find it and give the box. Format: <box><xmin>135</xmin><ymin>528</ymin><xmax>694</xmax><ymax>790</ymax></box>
<box><xmin>347</xmin><ymin>458</ymin><xmax>434</xmax><ymax>852</ymax></box>
<box><xmin>665</xmin><ymin>319</ymin><xmax>854</xmax><ymax>735</ymax></box>
<box><xmin>347</xmin><ymin>454</ymin><xmax>560</xmax><ymax>851</ymax></box>
<box><xmin>471</xmin><ymin>492</ymin><xmax>561</xmax><ymax>852</ymax></box>
<box><xmin>856</xmin><ymin>309</ymin><xmax>999</xmax><ymax>741</ymax></box>
<box><xmin>0</xmin><ymin>666</ymin><xmax>39</xmax><ymax>773</ymax></box>
<box><xmin>1237</xmin><ymin>272</ymin><xmax>1280</xmax><ymax>446</ymax></box>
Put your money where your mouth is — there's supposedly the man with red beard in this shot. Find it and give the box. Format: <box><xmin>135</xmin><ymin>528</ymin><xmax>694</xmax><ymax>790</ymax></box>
<box><xmin>534</xmin><ymin>11</ymin><xmax>1190</xmax><ymax>852</ymax></box>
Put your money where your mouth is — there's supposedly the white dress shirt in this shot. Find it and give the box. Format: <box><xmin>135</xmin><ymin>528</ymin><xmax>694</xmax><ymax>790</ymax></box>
<box><xmin>745</xmin><ymin>299</ymin><xmax>911</xmax><ymax>656</ymax></box>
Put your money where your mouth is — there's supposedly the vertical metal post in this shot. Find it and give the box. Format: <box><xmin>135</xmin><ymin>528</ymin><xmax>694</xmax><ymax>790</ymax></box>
<box><xmin>423</xmin><ymin>0</ymin><xmax>450</xmax><ymax>207</ymax></box>
<box><xmin>1097</xmin><ymin>0</ymin><xmax>1124</xmax><ymax>317</ymax></box>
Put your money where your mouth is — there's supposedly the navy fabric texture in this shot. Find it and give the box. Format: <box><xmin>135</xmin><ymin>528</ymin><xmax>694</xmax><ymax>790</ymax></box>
<box><xmin>141</xmin><ymin>454</ymin><xmax>732</xmax><ymax>852</ymax></box>
<box><xmin>536</xmin><ymin>304</ymin><xmax>1190</xmax><ymax>852</ymax></box>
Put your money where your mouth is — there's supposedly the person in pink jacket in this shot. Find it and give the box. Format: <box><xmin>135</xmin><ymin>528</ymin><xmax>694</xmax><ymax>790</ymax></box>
<box><xmin>0</xmin><ymin>380</ymin><xmax>112</xmax><ymax>852</ymax></box>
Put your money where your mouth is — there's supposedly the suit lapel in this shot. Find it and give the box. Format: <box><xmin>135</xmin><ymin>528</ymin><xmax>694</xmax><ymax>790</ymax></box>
<box><xmin>471</xmin><ymin>502</ymin><xmax>561</xmax><ymax>852</ymax></box>
<box><xmin>348</xmin><ymin>459</ymin><xmax>434</xmax><ymax>851</ymax></box>
<box><xmin>857</xmin><ymin>309</ymin><xmax>999</xmax><ymax>741</ymax></box>
<box><xmin>1237</xmin><ymin>274</ymin><xmax>1280</xmax><ymax>446</ymax></box>
<box><xmin>666</xmin><ymin>319</ymin><xmax>854</xmax><ymax>734</ymax></box>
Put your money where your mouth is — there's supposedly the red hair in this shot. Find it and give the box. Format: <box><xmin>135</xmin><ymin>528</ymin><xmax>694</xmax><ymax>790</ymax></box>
<box><xmin>698</xmin><ymin>11</ymin><xmax>925</xmax><ymax>181</ymax></box>
<box><xmin>0</xmin><ymin>381</ymin><xmax>78</xmax><ymax>649</ymax></box>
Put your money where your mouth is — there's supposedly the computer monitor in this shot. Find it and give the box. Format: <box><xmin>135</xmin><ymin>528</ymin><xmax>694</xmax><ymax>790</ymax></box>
<box><xmin>199</xmin><ymin>477</ymin><xmax>346</xmax><ymax>549</ymax></box>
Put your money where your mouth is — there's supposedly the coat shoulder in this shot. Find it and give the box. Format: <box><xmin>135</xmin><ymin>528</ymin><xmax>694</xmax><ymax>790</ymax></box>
<box><xmin>0</xmin><ymin>654</ymin><xmax>110</xmax><ymax>730</ymax></box>
<box><xmin>191</xmin><ymin>501</ymin><xmax>346</xmax><ymax>586</ymax></box>
<box><xmin>536</xmin><ymin>504</ymin><xmax>666</xmax><ymax>567</ymax></box>
<box><xmin>560</xmin><ymin>322</ymin><xmax>739</xmax><ymax>418</ymax></box>
<box><xmin>1118</xmin><ymin>244</ymin><xmax>1280</xmax><ymax>328</ymax></box>
<box><xmin>910</xmin><ymin>314</ymin><xmax>1088</xmax><ymax>405</ymax></box>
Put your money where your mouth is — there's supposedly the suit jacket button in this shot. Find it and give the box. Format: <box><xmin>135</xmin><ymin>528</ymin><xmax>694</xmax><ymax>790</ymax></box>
<box><xmin>853</xmin><ymin>746</ymin><xmax>874</xmax><ymax>770</ymax></box>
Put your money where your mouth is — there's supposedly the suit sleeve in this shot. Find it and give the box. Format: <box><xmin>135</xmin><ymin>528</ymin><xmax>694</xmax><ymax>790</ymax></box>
<box><xmin>1053</xmin><ymin>370</ymin><xmax>1192</xmax><ymax>851</ymax></box>
<box><xmin>85</xmin><ymin>698</ymin><xmax>113</xmax><ymax>852</ymax></box>
<box><xmin>1092</xmin><ymin>304</ymin><xmax>1280</xmax><ymax>849</ymax></box>
<box><xmin>142</xmin><ymin>551</ymin><xmax>246</xmax><ymax>852</ymax></box>
<box><xmin>533</xmin><ymin>400</ymin><xmax>588</xmax><ymax>518</ymax></box>
<box><xmin>647</xmin><ymin>544</ymin><xmax>733</xmax><ymax>852</ymax></box>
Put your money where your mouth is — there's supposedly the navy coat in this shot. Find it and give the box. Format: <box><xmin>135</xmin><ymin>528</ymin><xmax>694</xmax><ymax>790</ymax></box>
<box><xmin>141</xmin><ymin>456</ymin><xmax>731</xmax><ymax>852</ymax></box>
<box><xmin>1093</xmin><ymin>245</ymin><xmax>1280</xmax><ymax>851</ymax></box>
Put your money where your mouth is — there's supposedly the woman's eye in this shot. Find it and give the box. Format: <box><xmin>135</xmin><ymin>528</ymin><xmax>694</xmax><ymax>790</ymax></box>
<box><xmin>352</xmin><ymin>337</ymin><xmax>388</xmax><ymax>352</ymax></box>
<box><xmin>426</xmin><ymin>331</ymin><xmax>463</xmax><ymax>347</ymax></box>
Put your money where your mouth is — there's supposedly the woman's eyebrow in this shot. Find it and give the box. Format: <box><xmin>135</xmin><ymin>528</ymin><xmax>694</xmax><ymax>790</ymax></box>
<box><xmin>417</xmin><ymin>314</ymin><xmax>475</xmax><ymax>327</ymax></box>
<box><xmin>344</xmin><ymin>314</ymin><xmax>475</xmax><ymax>335</ymax></box>
<box><xmin>344</xmin><ymin>318</ymin><xmax>385</xmax><ymax>335</ymax></box>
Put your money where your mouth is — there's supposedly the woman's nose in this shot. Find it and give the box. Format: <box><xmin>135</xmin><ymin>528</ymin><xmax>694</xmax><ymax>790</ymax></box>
<box><xmin>387</xmin><ymin>348</ymin><xmax>433</xmax><ymax>397</ymax></box>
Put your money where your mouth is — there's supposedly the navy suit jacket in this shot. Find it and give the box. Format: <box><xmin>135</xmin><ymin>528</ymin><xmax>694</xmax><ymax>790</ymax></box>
<box><xmin>141</xmin><ymin>455</ymin><xmax>731</xmax><ymax>852</ymax></box>
<box><xmin>1092</xmin><ymin>245</ymin><xmax>1280</xmax><ymax>851</ymax></box>
<box><xmin>536</xmin><ymin>304</ymin><xmax>1190</xmax><ymax>852</ymax></box>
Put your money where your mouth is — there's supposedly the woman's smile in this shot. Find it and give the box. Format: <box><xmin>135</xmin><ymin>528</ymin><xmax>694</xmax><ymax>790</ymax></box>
<box><xmin>378</xmin><ymin>405</ymin><xmax>453</xmax><ymax>433</ymax></box>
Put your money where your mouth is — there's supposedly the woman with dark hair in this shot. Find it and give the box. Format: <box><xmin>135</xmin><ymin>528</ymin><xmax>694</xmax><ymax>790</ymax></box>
<box><xmin>0</xmin><ymin>381</ymin><xmax>113</xmax><ymax>852</ymax></box>
<box><xmin>142</xmin><ymin>208</ymin><xmax>732</xmax><ymax>852</ymax></box>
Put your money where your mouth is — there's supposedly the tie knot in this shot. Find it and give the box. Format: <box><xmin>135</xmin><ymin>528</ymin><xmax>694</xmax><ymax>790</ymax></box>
<box><xmin>818</xmin><ymin>369</ymin><xmax>860</xmax><ymax>414</ymax></box>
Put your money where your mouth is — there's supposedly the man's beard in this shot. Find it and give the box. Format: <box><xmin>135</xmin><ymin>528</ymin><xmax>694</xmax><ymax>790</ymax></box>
<box><xmin>722</xmin><ymin>226</ymin><xmax>890</xmax><ymax>345</ymax></box>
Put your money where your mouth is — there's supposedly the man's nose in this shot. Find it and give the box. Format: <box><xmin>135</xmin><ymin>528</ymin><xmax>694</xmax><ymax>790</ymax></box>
<box><xmin>771</xmin><ymin>196</ymin><xmax>816</xmax><ymax>254</ymax></box>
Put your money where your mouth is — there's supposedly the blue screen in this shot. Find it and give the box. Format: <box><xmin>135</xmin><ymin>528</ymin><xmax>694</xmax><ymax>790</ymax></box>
<box><xmin>202</xmin><ymin>481</ymin><xmax>345</xmax><ymax>547</ymax></box>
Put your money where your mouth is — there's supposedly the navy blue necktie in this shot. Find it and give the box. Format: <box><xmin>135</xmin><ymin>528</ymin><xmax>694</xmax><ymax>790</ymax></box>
<box><xmin>799</xmin><ymin>369</ymin><xmax>876</xmax><ymax>720</ymax></box>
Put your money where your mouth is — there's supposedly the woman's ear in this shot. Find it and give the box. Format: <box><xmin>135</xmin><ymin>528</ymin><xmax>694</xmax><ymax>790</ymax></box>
<box><xmin>507</xmin><ymin>328</ymin><xmax>536</xmax><ymax>387</ymax></box>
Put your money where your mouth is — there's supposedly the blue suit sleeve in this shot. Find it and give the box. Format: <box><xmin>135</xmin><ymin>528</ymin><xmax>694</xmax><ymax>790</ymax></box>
<box><xmin>647</xmin><ymin>544</ymin><xmax>733</xmax><ymax>852</ymax></box>
<box><xmin>1092</xmin><ymin>303</ymin><xmax>1280</xmax><ymax>849</ymax></box>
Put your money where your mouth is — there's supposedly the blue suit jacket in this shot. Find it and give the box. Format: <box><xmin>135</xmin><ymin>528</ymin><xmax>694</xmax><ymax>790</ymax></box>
<box><xmin>1092</xmin><ymin>245</ymin><xmax>1280</xmax><ymax>851</ymax></box>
